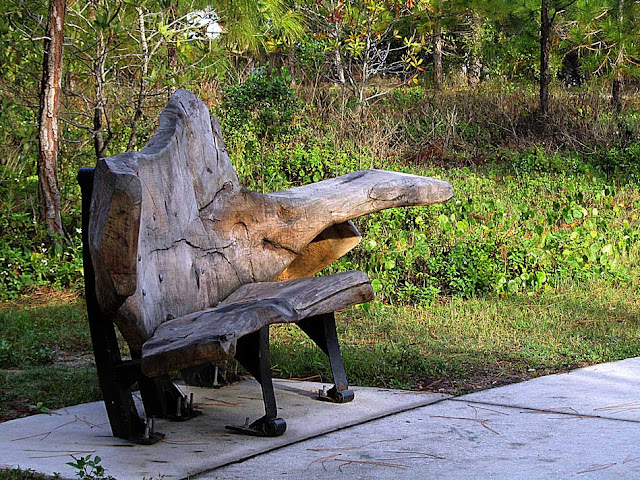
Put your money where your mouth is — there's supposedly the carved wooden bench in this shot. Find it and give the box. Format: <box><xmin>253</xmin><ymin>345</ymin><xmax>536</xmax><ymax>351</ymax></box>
<box><xmin>77</xmin><ymin>89</ymin><xmax>453</xmax><ymax>443</ymax></box>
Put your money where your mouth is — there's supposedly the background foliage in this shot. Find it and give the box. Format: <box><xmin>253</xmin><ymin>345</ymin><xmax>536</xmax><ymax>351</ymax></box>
<box><xmin>0</xmin><ymin>0</ymin><xmax>639</xmax><ymax>302</ymax></box>
<box><xmin>1</xmin><ymin>0</ymin><xmax>639</xmax><ymax>430</ymax></box>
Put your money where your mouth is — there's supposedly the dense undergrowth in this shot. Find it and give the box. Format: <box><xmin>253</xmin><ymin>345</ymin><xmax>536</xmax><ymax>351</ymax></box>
<box><xmin>1</xmin><ymin>74</ymin><xmax>640</xmax><ymax>424</ymax></box>
<box><xmin>1</xmin><ymin>74</ymin><xmax>639</xmax><ymax>303</ymax></box>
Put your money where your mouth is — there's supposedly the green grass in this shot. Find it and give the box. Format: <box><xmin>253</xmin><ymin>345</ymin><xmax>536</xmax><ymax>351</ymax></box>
<box><xmin>0</xmin><ymin>366</ymin><xmax>100</xmax><ymax>421</ymax></box>
<box><xmin>1</xmin><ymin>143</ymin><xmax>639</xmax><ymax>414</ymax></box>
<box><xmin>0</xmin><ymin>295</ymin><xmax>101</xmax><ymax>421</ymax></box>
<box><xmin>0</xmin><ymin>296</ymin><xmax>91</xmax><ymax>368</ymax></box>
<box><xmin>0</xmin><ymin>468</ymin><xmax>50</xmax><ymax>480</ymax></box>
<box><xmin>1</xmin><ymin>276</ymin><xmax>639</xmax><ymax>419</ymax></box>
<box><xmin>270</xmin><ymin>278</ymin><xmax>640</xmax><ymax>393</ymax></box>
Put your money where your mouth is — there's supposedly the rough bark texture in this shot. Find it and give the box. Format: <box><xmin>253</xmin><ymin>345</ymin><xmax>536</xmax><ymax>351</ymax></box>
<box><xmin>89</xmin><ymin>89</ymin><xmax>453</xmax><ymax>365</ymax></box>
<box><xmin>433</xmin><ymin>24</ymin><xmax>444</xmax><ymax>90</ymax></box>
<box><xmin>540</xmin><ymin>0</ymin><xmax>551</xmax><ymax>116</ymax></box>
<box><xmin>38</xmin><ymin>0</ymin><xmax>66</xmax><ymax>239</ymax></box>
<box><xmin>467</xmin><ymin>11</ymin><xmax>482</xmax><ymax>87</ymax></box>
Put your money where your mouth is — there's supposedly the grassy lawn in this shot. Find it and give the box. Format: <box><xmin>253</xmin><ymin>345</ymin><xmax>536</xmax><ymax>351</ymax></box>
<box><xmin>2</xmin><ymin>277</ymin><xmax>638</xmax><ymax>422</ymax></box>
<box><xmin>272</xmin><ymin>277</ymin><xmax>640</xmax><ymax>393</ymax></box>
<box><xmin>0</xmin><ymin>293</ymin><xmax>101</xmax><ymax>421</ymax></box>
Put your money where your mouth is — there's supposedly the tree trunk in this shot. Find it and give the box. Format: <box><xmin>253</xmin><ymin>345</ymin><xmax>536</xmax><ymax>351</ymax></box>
<box><xmin>334</xmin><ymin>48</ymin><xmax>346</xmax><ymax>85</ymax></box>
<box><xmin>433</xmin><ymin>21</ymin><xmax>443</xmax><ymax>90</ymax></box>
<box><xmin>38</xmin><ymin>0</ymin><xmax>66</xmax><ymax>240</ymax></box>
<box><xmin>128</xmin><ymin>5</ymin><xmax>149</xmax><ymax>151</ymax></box>
<box><xmin>166</xmin><ymin>0</ymin><xmax>178</xmax><ymax>96</ymax></box>
<box><xmin>539</xmin><ymin>0</ymin><xmax>551</xmax><ymax>116</ymax></box>
<box><xmin>93</xmin><ymin>26</ymin><xmax>110</xmax><ymax>158</ymax></box>
<box><xmin>612</xmin><ymin>77</ymin><xmax>622</xmax><ymax>113</ymax></box>
<box><xmin>333</xmin><ymin>20</ymin><xmax>346</xmax><ymax>89</ymax></box>
<box><xmin>358</xmin><ymin>36</ymin><xmax>370</xmax><ymax>104</ymax></box>
<box><xmin>612</xmin><ymin>0</ymin><xmax>624</xmax><ymax>114</ymax></box>
<box><xmin>467</xmin><ymin>10</ymin><xmax>482</xmax><ymax>87</ymax></box>
<box><xmin>93</xmin><ymin>99</ymin><xmax>104</xmax><ymax>158</ymax></box>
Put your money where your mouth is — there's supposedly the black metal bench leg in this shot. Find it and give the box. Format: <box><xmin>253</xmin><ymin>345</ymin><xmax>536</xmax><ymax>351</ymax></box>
<box><xmin>297</xmin><ymin>312</ymin><xmax>355</xmax><ymax>403</ymax></box>
<box><xmin>87</xmin><ymin>310</ymin><xmax>152</xmax><ymax>442</ymax></box>
<box><xmin>79</xmin><ymin>167</ymin><xmax>160</xmax><ymax>444</ymax></box>
<box><xmin>227</xmin><ymin>326</ymin><xmax>286</xmax><ymax>436</ymax></box>
<box><xmin>137</xmin><ymin>368</ymin><xmax>201</xmax><ymax>423</ymax></box>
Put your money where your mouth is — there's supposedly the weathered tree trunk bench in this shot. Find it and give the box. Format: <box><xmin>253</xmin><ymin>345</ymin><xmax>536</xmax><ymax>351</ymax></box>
<box><xmin>78</xmin><ymin>89</ymin><xmax>453</xmax><ymax>443</ymax></box>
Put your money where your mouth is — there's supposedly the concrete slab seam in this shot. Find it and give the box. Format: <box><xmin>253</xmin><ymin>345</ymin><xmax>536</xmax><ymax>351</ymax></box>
<box><xmin>448</xmin><ymin>397</ymin><xmax>640</xmax><ymax>424</ymax></box>
<box><xmin>187</xmin><ymin>394</ymin><xmax>454</xmax><ymax>479</ymax></box>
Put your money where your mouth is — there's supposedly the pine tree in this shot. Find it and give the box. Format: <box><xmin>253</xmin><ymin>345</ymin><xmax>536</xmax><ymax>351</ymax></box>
<box><xmin>38</xmin><ymin>0</ymin><xmax>66</xmax><ymax>240</ymax></box>
<box><xmin>568</xmin><ymin>0</ymin><xmax>640</xmax><ymax>112</ymax></box>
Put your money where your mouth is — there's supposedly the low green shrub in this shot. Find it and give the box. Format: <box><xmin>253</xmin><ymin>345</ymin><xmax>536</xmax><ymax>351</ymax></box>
<box><xmin>0</xmin><ymin>210</ymin><xmax>83</xmax><ymax>300</ymax></box>
<box><xmin>326</xmin><ymin>159</ymin><xmax>639</xmax><ymax>304</ymax></box>
<box><xmin>1</xmin><ymin>81</ymin><xmax>639</xmax><ymax>304</ymax></box>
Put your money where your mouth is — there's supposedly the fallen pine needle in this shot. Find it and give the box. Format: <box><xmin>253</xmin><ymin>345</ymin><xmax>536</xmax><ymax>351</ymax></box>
<box><xmin>577</xmin><ymin>463</ymin><xmax>617</xmax><ymax>474</ymax></box>
<box><xmin>307</xmin><ymin>438</ymin><xmax>402</xmax><ymax>452</ymax></box>
<box><xmin>594</xmin><ymin>402</ymin><xmax>640</xmax><ymax>414</ymax></box>
<box><xmin>467</xmin><ymin>404</ymin><xmax>509</xmax><ymax>416</ymax></box>
<box><xmin>12</xmin><ymin>431</ymin><xmax>52</xmax><ymax>442</ymax></box>
<box><xmin>288</xmin><ymin>375</ymin><xmax>323</xmax><ymax>382</ymax></box>
<box><xmin>335</xmin><ymin>459</ymin><xmax>407</xmax><ymax>469</ymax></box>
<box><xmin>307</xmin><ymin>453</ymin><xmax>341</xmax><ymax>471</ymax></box>
<box><xmin>431</xmin><ymin>415</ymin><xmax>500</xmax><ymax>435</ymax></box>
<box><xmin>201</xmin><ymin>397</ymin><xmax>243</xmax><ymax>407</ymax></box>
<box><xmin>25</xmin><ymin>449</ymin><xmax>94</xmax><ymax>453</ymax></box>
<box><xmin>384</xmin><ymin>450</ymin><xmax>445</xmax><ymax>460</ymax></box>
<box><xmin>594</xmin><ymin>402</ymin><xmax>640</xmax><ymax>411</ymax></box>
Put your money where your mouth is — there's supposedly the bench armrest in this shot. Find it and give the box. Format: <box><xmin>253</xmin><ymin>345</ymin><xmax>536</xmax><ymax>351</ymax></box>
<box><xmin>89</xmin><ymin>154</ymin><xmax>142</xmax><ymax>313</ymax></box>
<box><xmin>263</xmin><ymin>170</ymin><xmax>453</xmax><ymax>278</ymax></box>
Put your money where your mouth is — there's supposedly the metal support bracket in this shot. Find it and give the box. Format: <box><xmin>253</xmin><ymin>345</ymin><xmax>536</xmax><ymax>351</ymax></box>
<box><xmin>228</xmin><ymin>326</ymin><xmax>287</xmax><ymax>437</ymax></box>
<box><xmin>226</xmin><ymin>415</ymin><xmax>287</xmax><ymax>437</ymax></box>
<box><xmin>319</xmin><ymin>385</ymin><xmax>355</xmax><ymax>403</ymax></box>
<box><xmin>297</xmin><ymin>312</ymin><xmax>355</xmax><ymax>404</ymax></box>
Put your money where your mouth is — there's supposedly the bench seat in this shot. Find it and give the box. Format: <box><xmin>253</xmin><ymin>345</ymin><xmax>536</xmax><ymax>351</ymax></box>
<box><xmin>142</xmin><ymin>271</ymin><xmax>373</xmax><ymax>376</ymax></box>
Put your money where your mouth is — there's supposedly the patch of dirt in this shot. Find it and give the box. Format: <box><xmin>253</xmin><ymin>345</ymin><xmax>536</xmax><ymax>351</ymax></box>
<box><xmin>53</xmin><ymin>352</ymin><xmax>95</xmax><ymax>368</ymax></box>
<box><xmin>0</xmin><ymin>354</ymin><xmax>96</xmax><ymax>423</ymax></box>
<box><xmin>403</xmin><ymin>143</ymin><xmax>488</xmax><ymax>170</ymax></box>
<box><xmin>418</xmin><ymin>363</ymin><xmax>593</xmax><ymax>396</ymax></box>
<box><xmin>0</xmin><ymin>288</ymin><xmax>81</xmax><ymax>310</ymax></box>
<box><xmin>1</xmin><ymin>404</ymin><xmax>34</xmax><ymax>423</ymax></box>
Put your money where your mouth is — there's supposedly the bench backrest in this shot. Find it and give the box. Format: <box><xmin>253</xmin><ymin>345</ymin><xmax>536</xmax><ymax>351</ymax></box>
<box><xmin>90</xmin><ymin>92</ymin><xmax>263</xmax><ymax>350</ymax></box>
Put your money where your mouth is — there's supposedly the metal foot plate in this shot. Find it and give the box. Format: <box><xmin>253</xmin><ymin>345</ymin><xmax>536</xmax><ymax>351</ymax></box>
<box><xmin>319</xmin><ymin>386</ymin><xmax>355</xmax><ymax>403</ymax></box>
<box><xmin>226</xmin><ymin>416</ymin><xmax>287</xmax><ymax>437</ymax></box>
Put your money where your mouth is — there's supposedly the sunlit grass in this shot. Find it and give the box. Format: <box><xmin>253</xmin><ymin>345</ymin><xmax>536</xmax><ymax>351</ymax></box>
<box><xmin>1</xmin><ymin>276</ymin><xmax>638</xmax><ymax>418</ymax></box>
<box><xmin>271</xmin><ymin>278</ymin><xmax>640</xmax><ymax>393</ymax></box>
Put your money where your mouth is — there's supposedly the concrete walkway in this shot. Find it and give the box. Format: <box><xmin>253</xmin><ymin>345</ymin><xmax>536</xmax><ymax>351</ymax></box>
<box><xmin>2</xmin><ymin>358</ymin><xmax>639</xmax><ymax>479</ymax></box>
